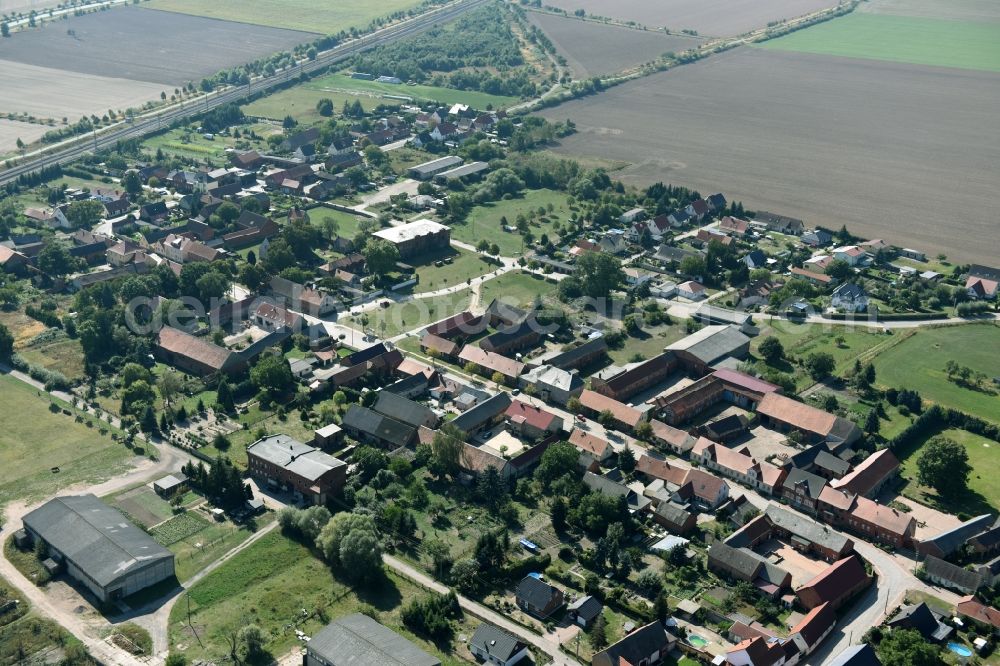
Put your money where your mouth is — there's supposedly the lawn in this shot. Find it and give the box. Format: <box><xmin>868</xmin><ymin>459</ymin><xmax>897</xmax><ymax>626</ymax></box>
<box><xmin>310</xmin><ymin>208</ymin><xmax>370</xmax><ymax>241</ymax></box>
<box><xmin>244</xmin><ymin>87</ymin><xmax>399</xmax><ymax>126</ymax></box>
<box><xmin>456</xmin><ymin>188</ymin><xmax>572</xmax><ymax>256</ymax></box>
<box><xmin>169</xmin><ymin>530</ymin><xmax>470</xmax><ymax>665</ymax></box>
<box><xmin>898</xmin><ymin>428</ymin><xmax>1000</xmax><ymax>516</ymax></box>
<box><xmin>478</xmin><ymin>270</ymin><xmax>554</xmax><ymax>310</ymax></box>
<box><xmin>343</xmin><ymin>289</ymin><xmax>472</xmax><ymax>339</ymax></box>
<box><xmin>412</xmin><ymin>247</ymin><xmax>496</xmax><ymax>294</ymax></box>
<box><xmin>872</xmin><ymin>324</ymin><xmax>1000</xmax><ymax>423</ymax></box>
<box><xmin>143</xmin><ymin>0</ymin><xmax>423</xmax><ymax>34</ymax></box>
<box><xmin>752</xmin><ymin>323</ymin><xmax>894</xmax><ymax>391</ymax></box>
<box><xmin>317</xmin><ymin>73</ymin><xmax>518</xmax><ymax>109</ymax></box>
<box><xmin>607</xmin><ymin>324</ymin><xmax>688</xmax><ymax>365</ymax></box>
<box><xmin>759</xmin><ymin>12</ymin><xmax>1000</xmax><ymax>73</ymax></box>
<box><xmin>0</xmin><ymin>374</ymin><xmax>133</xmax><ymax>508</ymax></box>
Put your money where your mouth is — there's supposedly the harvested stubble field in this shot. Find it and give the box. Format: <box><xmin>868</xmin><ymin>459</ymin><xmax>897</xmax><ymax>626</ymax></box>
<box><xmin>860</xmin><ymin>0</ymin><xmax>1000</xmax><ymax>22</ymax></box>
<box><xmin>143</xmin><ymin>0</ymin><xmax>423</xmax><ymax>34</ymax></box>
<box><xmin>0</xmin><ymin>7</ymin><xmax>315</xmax><ymax>84</ymax></box>
<box><xmin>527</xmin><ymin>11</ymin><xmax>704</xmax><ymax>78</ymax></box>
<box><xmin>540</xmin><ymin>47</ymin><xmax>1000</xmax><ymax>265</ymax></box>
<box><xmin>0</xmin><ymin>59</ymin><xmax>166</xmax><ymax>120</ymax></box>
<box><xmin>0</xmin><ymin>119</ymin><xmax>49</xmax><ymax>150</ymax></box>
<box><xmin>539</xmin><ymin>0</ymin><xmax>838</xmax><ymax>36</ymax></box>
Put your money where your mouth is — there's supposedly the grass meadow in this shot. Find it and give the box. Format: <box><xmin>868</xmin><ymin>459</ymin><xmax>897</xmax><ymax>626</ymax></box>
<box><xmin>898</xmin><ymin>428</ymin><xmax>1000</xmax><ymax>516</ymax></box>
<box><xmin>0</xmin><ymin>374</ymin><xmax>133</xmax><ymax>507</ymax></box>
<box><xmin>872</xmin><ymin>324</ymin><xmax>1000</xmax><ymax>423</ymax></box>
<box><xmin>456</xmin><ymin>188</ymin><xmax>571</xmax><ymax>256</ymax></box>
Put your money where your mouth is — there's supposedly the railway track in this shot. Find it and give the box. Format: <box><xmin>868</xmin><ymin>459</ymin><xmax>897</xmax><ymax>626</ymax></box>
<box><xmin>0</xmin><ymin>0</ymin><xmax>488</xmax><ymax>186</ymax></box>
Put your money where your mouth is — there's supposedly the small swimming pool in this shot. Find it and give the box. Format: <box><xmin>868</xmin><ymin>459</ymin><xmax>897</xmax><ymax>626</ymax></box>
<box><xmin>687</xmin><ymin>634</ymin><xmax>709</xmax><ymax>648</ymax></box>
<box><xmin>947</xmin><ymin>642</ymin><xmax>973</xmax><ymax>658</ymax></box>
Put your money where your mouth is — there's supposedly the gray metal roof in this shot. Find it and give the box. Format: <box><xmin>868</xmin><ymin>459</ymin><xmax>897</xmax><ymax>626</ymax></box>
<box><xmin>308</xmin><ymin>613</ymin><xmax>440</xmax><ymax>666</ymax></box>
<box><xmin>765</xmin><ymin>505</ymin><xmax>851</xmax><ymax>554</ymax></box>
<box><xmin>22</xmin><ymin>495</ymin><xmax>173</xmax><ymax>588</ymax></box>
<box><xmin>342</xmin><ymin>404</ymin><xmax>416</xmax><ymax>448</ymax></box>
<box><xmin>246</xmin><ymin>435</ymin><xmax>346</xmax><ymax>482</ymax></box>
<box><xmin>666</xmin><ymin>325</ymin><xmax>750</xmax><ymax>365</ymax></box>
<box><xmin>469</xmin><ymin>623</ymin><xmax>525</xmax><ymax>661</ymax></box>
<box><xmin>451</xmin><ymin>392</ymin><xmax>512</xmax><ymax>434</ymax></box>
<box><xmin>921</xmin><ymin>513</ymin><xmax>994</xmax><ymax>557</ymax></box>
<box><xmin>373</xmin><ymin>391</ymin><xmax>435</xmax><ymax>428</ymax></box>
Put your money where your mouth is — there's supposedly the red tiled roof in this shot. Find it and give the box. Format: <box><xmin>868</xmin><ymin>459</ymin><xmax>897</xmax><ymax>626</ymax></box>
<box><xmin>713</xmin><ymin>368</ymin><xmax>781</xmax><ymax>396</ymax></box>
<box><xmin>957</xmin><ymin>595</ymin><xmax>1000</xmax><ymax>629</ymax></box>
<box><xmin>458</xmin><ymin>346</ymin><xmax>525</xmax><ymax>379</ymax></box>
<box><xmin>849</xmin><ymin>496</ymin><xmax>914</xmax><ymax>537</ymax></box>
<box><xmin>578</xmin><ymin>390</ymin><xmax>643</xmax><ymax>428</ymax></box>
<box><xmin>757</xmin><ymin>393</ymin><xmax>838</xmax><ymax>437</ymax></box>
<box><xmin>791</xmin><ymin>602</ymin><xmax>835</xmax><ymax>648</ymax></box>
<box><xmin>830</xmin><ymin>449</ymin><xmax>899</xmax><ymax>497</ymax></box>
<box><xmin>649</xmin><ymin>419</ymin><xmax>693</xmax><ymax>449</ymax></box>
<box><xmin>156</xmin><ymin>327</ymin><xmax>233</xmax><ymax>371</ymax></box>
<box><xmin>569</xmin><ymin>428</ymin><xmax>612</xmax><ymax>459</ymax></box>
<box><xmin>505</xmin><ymin>400</ymin><xmax>559</xmax><ymax>431</ymax></box>
<box><xmin>636</xmin><ymin>454</ymin><xmax>689</xmax><ymax>486</ymax></box>
<box><xmin>818</xmin><ymin>486</ymin><xmax>856</xmax><ymax>512</ymax></box>
<box><xmin>797</xmin><ymin>555</ymin><xmax>870</xmax><ymax>606</ymax></box>
<box><xmin>791</xmin><ymin>267</ymin><xmax>833</xmax><ymax>284</ymax></box>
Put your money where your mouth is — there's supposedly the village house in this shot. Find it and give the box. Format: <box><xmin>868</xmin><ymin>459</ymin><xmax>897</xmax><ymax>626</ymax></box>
<box><xmin>468</xmin><ymin>623</ymin><xmax>529</xmax><ymax>666</ymax></box>
<box><xmin>155</xmin><ymin>327</ymin><xmax>245</xmax><ymax>377</ymax></box>
<box><xmin>590</xmin><ymin>352</ymin><xmax>677</xmax><ymax>402</ymax></box>
<box><xmin>796</xmin><ymin>555</ymin><xmax>872</xmax><ymax>610</ymax></box>
<box><xmin>514</xmin><ymin>575</ymin><xmax>564</xmax><ymax>618</ymax></box>
<box><xmin>518</xmin><ymin>364</ymin><xmax>583</xmax><ymax>405</ymax></box>
<box><xmin>246</xmin><ymin>434</ymin><xmax>347</xmax><ymax>505</ymax></box>
<box><xmin>578</xmin><ymin>389</ymin><xmax>646</xmax><ymax>432</ymax></box>
<box><xmin>458</xmin><ymin>346</ymin><xmax>525</xmax><ymax>384</ymax></box>
<box><xmin>832</xmin><ymin>245</ymin><xmax>867</xmax><ymax>266</ymax></box>
<box><xmin>305</xmin><ymin>613</ymin><xmax>439</xmax><ymax>666</ymax></box>
<box><xmin>708</xmin><ymin>542</ymin><xmax>792</xmax><ymax>599</ymax></box>
<box><xmin>568</xmin><ymin>428</ymin><xmax>614</xmax><ymax>464</ymax></box>
<box><xmin>547</xmin><ymin>337</ymin><xmax>608</xmax><ymax>371</ymax></box>
<box><xmin>341</xmin><ymin>404</ymin><xmax>417</xmax><ymax>449</ymax></box>
<box><xmin>372</xmin><ymin>218</ymin><xmax>450</xmax><ymax>259</ymax></box>
<box><xmin>828</xmin><ymin>448</ymin><xmax>899</xmax><ymax>498</ymax></box>
<box><xmin>269</xmin><ymin>276</ymin><xmax>338</xmax><ymax>316</ymax></box>
<box><xmin>923</xmin><ymin>555</ymin><xmax>984</xmax><ymax>594</ymax></box>
<box><xmin>756</xmin><ymin>392</ymin><xmax>861</xmax><ymax>447</ymax></box>
<box><xmin>591</xmin><ymin>622</ymin><xmax>674</xmax><ymax>666</ymax></box>
<box><xmin>831</xmin><ymin>282</ymin><xmax>869</xmax><ymax>312</ymax></box>
<box><xmin>504</xmin><ymin>400</ymin><xmax>563</xmax><ymax>440</ymax></box>
<box><xmin>692</xmin><ymin>438</ymin><xmax>787</xmax><ymax>495</ymax></box>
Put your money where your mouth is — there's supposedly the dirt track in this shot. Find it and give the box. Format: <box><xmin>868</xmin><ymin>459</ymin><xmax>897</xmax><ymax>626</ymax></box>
<box><xmin>540</xmin><ymin>47</ymin><xmax>1000</xmax><ymax>264</ymax></box>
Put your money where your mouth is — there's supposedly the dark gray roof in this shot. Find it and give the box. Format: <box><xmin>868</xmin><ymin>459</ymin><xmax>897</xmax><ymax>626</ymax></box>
<box><xmin>373</xmin><ymin>391</ymin><xmax>435</xmax><ymax>428</ymax></box>
<box><xmin>308</xmin><ymin>613</ymin><xmax>439</xmax><ymax>666</ymax></box>
<box><xmin>469</xmin><ymin>623</ymin><xmax>525</xmax><ymax>661</ymax></box>
<box><xmin>709</xmin><ymin>542</ymin><xmax>789</xmax><ymax>586</ymax></box>
<box><xmin>782</xmin><ymin>468</ymin><xmax>828</xmax><ymax>500</ymax></box>
<box><xmin>655</xmin><ymin>244</ymin><xmax>697</xmax><ymax>264</ymax></box>
<box><xmin>342</xmin><ymin>404</ymin><xmax>416</xmax><ymax>448</ymax></box>
<box><xmin>924</xmin><ymin>554</ymin><xmax>984</xmax><ymax>592</ymax></box>
<box><xmin>451</xmin><ymin>393</ymin><xmax>512</xmax><ymax>434</ymax></box>
<box><xmin>548</xmin><ymin>337</ymin><xmax>608</xmax><ymax>369</ymax></box>
<box><xmin>383</xmin><ymin>373</ymin><xmax>430</xmax><ymax>398</ymax></box>
<box><xmin>654</xmin><ymin>502</ymin><xmax>693</xmax><ymax>528</ymax></box>
<box><xmin>765</xmin><ymin>505</ymin><xmax>852</xmax><ymax>554</ymax></box>
<box><xmin>516</xmin><ymin>575</ymin><xmax>561</xmax><ymax>610</ymax></box>
<box><xmin>593</xmin><ymin>622</ymin><xmax>671</xmax><ymax>666</ymax></box>
<box><xmin>584</xmin><ymin>472</ymin><xmax>651</xmax><ymax>512</ymax></box>
<box><xmin>833</xmin><ymin>282</ymin><xmax>866</xmax><ymax>299</ymax></box>
<box><xmin>567</xmin><ymin>595</ymin><xmax>603</xmax><ymax>622</ymax></box>
<box><xmin>828</xmin><ymin>644</ymin><xmax>882</xmax><ymax>666</ymax></box>
<box><xmin>666</xmin><ymin>325</ymin><xmax>750</xmax><ymax>366</ymax></box>
<box><xmin>813</xmin><ymin>449</ymin><xmax>851</xmax><ymax>476</ymax></box>
<box><xmin>886</xmin><ymin>602</ymin><xmax>953</xmax><ymax>642</ymax></box>
<box><xmin>921</xmin><ymin>514</ymin><xmax>994</xmax><ymax>557</ymax></box>
<box><xmin>22</xmin><ymin>495</ymin><xmax>173</xmax><ymax>588</ymax></box>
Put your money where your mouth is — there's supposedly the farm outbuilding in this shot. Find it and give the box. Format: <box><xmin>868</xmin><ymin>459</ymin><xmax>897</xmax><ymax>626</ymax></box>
<box><xmin>21</xmin><ymin>495</ymin><xmax>175</xmax><ymax>603</ymax></box>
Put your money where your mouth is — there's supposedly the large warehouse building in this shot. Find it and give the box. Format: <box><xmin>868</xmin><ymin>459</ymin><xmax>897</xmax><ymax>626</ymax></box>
<box><xmin>21</xmin><ymin>495</ymin><xmax>175</xmax><ymax>602</ymax></box>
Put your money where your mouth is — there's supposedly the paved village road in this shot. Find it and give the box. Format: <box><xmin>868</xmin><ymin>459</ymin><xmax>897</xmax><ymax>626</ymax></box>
<box><xmin>384</xmin><ymin>554</ymin><xmax>582</xmax><ymax>666</ymax></box>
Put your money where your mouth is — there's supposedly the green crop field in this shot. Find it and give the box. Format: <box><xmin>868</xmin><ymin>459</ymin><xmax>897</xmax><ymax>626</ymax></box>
<box><xmin>0</xmin><ymin>375</ymin><xmax>133</xmax><ymax>507</ymax></box>
<box><xmin>456</xmin><ymin>188</ymin><xmax>572</xmax><ymax>256</ymax></box>
<box><xmin>151</xmin><ymin>513</ymin><xmax>211</xmax><ymax>546</ymax></box>
<box><xmin>759</xmin><ymin>13</ymin><xmax>1000</xmax><ymax>72</ymax></box>
<box><xmin>143</xmin><ymin>0</ymin><xmax>423</xmax><ymax>34</ymax></box>
<box><xmin>169</xmin><ymin>531</ymin><xmax>469</xmax><ymax>665</ymax></box>
<box><xmin>899</xmin><ymin>428</ymin><xmax>1000</xmax><ymax>515</ymax></box>
<box><xmin>872</xmin><ymin>324</ymin><xmax>1000</xmax><ymax>423</ymax></box>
